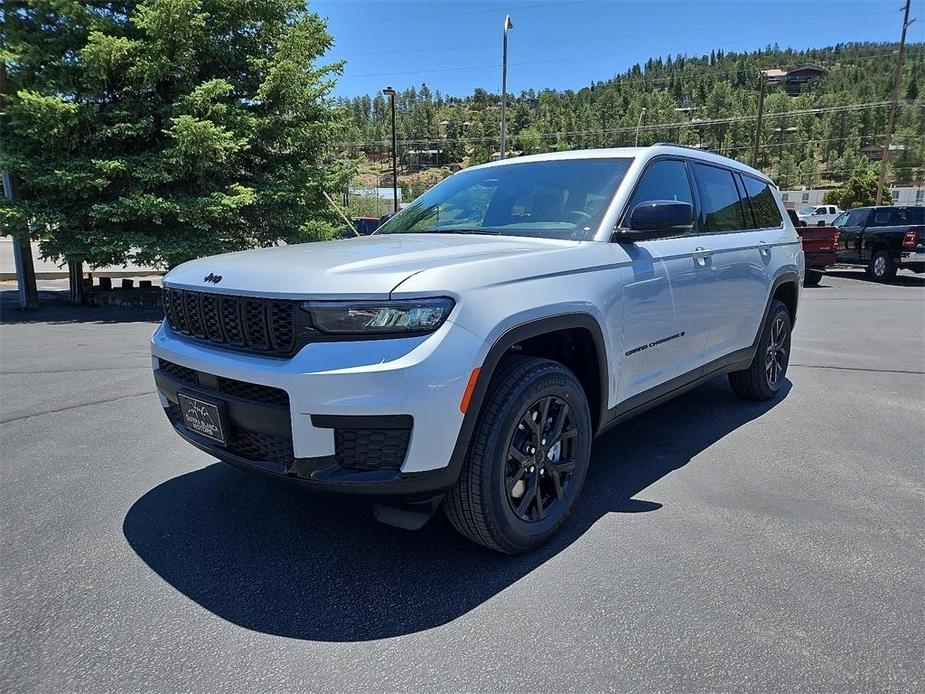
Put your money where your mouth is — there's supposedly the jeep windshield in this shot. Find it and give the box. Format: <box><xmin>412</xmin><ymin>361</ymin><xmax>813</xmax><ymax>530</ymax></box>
<box><xmin>376</xmin><ymin>158</ymin><xmax>633</xmax><ymax>241</ymax></box>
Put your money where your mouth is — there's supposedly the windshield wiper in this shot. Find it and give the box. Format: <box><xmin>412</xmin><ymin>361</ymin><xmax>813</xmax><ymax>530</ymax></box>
<box><xmin>421</xmin><ymin>228</ymin><xmax>502</xmax><ymax>235</ymax></box>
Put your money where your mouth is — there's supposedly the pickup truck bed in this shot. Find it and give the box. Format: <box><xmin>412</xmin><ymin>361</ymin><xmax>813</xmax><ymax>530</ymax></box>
<box><xmin>795</xmin><ymin>224</ymin><xmax>838</xmax><ymax>286</ymax></box>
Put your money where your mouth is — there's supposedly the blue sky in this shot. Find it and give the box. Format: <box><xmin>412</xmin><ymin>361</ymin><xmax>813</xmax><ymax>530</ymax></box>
<box><xmin>312</xmin><ymin>0</ymin><xmax>924</xmax><ymax>98</ymax></box>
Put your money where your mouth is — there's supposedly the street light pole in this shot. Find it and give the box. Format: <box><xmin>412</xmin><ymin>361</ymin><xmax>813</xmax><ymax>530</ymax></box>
<box><xmin>500</xmin><ymin>15</ymin><xmax>513</xmax><ymax>160</ymax></box>
<box><xmin>382</xmin><ymin>87</ymin><xmax>399</xmax><ymax>214</ymax></box>
<box><xmin>877</xmin><ymin>0</ymin><xmax>914</xmax><ymax>206</ymax></box>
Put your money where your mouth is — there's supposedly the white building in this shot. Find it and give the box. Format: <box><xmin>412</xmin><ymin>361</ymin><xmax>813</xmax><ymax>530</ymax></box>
<box><xmin>779</xmin><ymin>186</ymin><xmax>925</xmax><ymax>208</ymax></box>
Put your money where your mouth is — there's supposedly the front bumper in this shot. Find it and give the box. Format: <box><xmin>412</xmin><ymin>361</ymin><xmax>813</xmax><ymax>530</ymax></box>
<box><xmin>151</xmin><ymin>319</ymin><xmax>486</xmax><ymax>498</ymax></box>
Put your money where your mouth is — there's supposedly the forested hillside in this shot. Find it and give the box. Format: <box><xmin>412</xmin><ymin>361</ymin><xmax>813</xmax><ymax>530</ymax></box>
<box><xmin>338</xmin><ymin>42</ymin><xmax>924</xmax><ymax>197</ymax></box>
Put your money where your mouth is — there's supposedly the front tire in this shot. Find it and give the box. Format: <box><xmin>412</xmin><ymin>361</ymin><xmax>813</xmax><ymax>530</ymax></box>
<box><xmin>445</xmin><ymin>357</ymin><xmax>592</xmax><ymax>553</ymax></box>
<box><xmin>867</xmin><ymin>250</ymin><xmax>897</xmax><ymax>283</ymax></box>
<box><xmin>728</xmin><ymin>299</ymin><xmax>792</xmax><ymax>401</ymax></box>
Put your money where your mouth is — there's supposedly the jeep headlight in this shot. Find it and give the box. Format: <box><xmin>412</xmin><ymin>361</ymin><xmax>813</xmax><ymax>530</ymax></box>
<box><xmin>301</xmin><ymin>298</ymin><xmax>455</xmax><ymax>336</ymax></box>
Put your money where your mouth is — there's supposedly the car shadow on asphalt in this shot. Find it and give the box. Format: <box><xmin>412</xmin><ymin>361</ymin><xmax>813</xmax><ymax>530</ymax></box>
<box><xmin>123</xmin><ymin>376</ymin><xmax>790</xmax><ymax>642</ymax></box>
<box><xmin>822</xmin><ymin>270</ymin><xmax>924</xmax><ymax>288</ymax></box>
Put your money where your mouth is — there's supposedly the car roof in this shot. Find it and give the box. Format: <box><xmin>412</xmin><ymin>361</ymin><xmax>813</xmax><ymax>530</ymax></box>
<box><xmin>470</xmin><ymin>144</ymin><xmax>774</xmax><ymax>184</ymax></box>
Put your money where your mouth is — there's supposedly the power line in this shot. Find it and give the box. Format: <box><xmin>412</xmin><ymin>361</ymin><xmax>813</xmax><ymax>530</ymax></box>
<box><xmin>337</xmin><ymin>49</ymin><xmax>919</xmax><ymax>97</ymax></box>
<box><xmin>336</xmin><ymin>100</ymin><xmax>907</xmax><ymax>147</ymax></box>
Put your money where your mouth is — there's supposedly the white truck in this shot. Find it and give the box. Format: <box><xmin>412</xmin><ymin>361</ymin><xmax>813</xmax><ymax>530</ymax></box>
<box><xmin>797</xmin><ymin>203</ymin><xmax>841</xmax><ymax>227</ymax></box>
<box><xmin>152</xmin><ymin>145</ymin><xmax>803</xmax><ymax>553</ymax></box>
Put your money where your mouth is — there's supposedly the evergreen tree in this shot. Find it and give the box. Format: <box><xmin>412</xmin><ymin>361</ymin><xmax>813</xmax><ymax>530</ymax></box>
<box><xmin>823</xmin><ymin>170</ymin><xmax>879</xmax><ymax>208</ymax></box>
<box><xmin>906</xmin><ymin>75</ymin><xmax>919</xmax><ymax>100</ymax></box>
<box><xmin>2</xmin><ymin>0</ymin><xmax>350</xmax><ymax>269</ymax></box>
<box><xmin>335</xmin><ymin>42</ymin><xmax>923</xmax><ymax>192</ymax></box>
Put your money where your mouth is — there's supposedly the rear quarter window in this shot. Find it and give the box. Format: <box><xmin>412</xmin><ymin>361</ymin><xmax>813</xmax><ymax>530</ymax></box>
<box><xmin>741</xmin><ymin>175</ymin><xmax>783</xmax><ymax>229</ymax></box>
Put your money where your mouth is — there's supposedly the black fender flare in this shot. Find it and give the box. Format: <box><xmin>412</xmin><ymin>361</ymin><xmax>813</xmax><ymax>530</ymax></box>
<box><xmin>764</xmin><ymin>271</ymin><xmax>800</xmax><ymax>333</ymax></box>
<box><xmin>444</xmin><ymin>313</ymin><xmax>610</xmax><ymax>480</ymax></box>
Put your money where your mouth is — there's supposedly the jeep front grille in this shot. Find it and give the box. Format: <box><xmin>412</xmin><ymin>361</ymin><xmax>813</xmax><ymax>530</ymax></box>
<box><xmin>162</xmin><ymin>287</ymin><xmax>299</xmax><ymax>357</ymax></box>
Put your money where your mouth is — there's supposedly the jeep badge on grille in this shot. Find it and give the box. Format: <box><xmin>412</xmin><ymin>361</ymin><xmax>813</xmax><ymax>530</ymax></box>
<box><xmin>203</xmin><ymin>273</ymin><xmax>222</xmax><ymax>284</ymax></box>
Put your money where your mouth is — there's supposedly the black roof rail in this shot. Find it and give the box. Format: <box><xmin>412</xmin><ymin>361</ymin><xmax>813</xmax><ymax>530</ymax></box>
<box><xmin>649</xmin><ymin>142</ymin><xmax>712</xmax><ymax>151</ymax></box>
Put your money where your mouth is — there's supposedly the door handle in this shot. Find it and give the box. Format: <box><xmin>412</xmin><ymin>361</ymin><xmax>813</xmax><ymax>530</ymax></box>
<box><xmin>692</xmin><ymin>247</ymin><xmax>712</xmax><ymax>266</ymax></box>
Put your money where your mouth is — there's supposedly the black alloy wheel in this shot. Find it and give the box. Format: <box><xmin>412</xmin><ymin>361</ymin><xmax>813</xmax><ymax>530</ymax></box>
<box><xmin>765</xmin><ymin>312</ymin><xmax>789</xmax><ymax>388</ymax></box>
<box><xmin>504</xmin><ymin>395</ymin><xmax>578</xmax><ymax>523</ymax></box>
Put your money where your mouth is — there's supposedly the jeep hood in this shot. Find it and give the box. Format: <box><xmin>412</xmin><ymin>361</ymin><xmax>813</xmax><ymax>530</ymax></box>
<box><xmin>164</xmin><ymin>233</ymin><xmax>580</xmax><ymax>299</ymax></box>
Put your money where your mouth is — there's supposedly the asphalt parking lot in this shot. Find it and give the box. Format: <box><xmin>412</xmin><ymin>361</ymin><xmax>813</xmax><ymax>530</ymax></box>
<box><xmin>1</xmin><ymin>269</ymin><xmax>922</xmax><ymax>693</ymax></box>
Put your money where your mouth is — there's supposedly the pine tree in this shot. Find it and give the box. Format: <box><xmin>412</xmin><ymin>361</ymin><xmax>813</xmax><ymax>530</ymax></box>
<box><xmin>906</xmin><ymin>75</ymin><xmax>919</xmax><ymax>100</ymax></box>
<box><xmin>2</xmin><ymin>0</ymin><xmax>350</xmax><ymax>269</ymax></box>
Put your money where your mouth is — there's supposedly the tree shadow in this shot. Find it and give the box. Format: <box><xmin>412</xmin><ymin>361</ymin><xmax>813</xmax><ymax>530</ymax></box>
<box><xmin>123</xmin><ymin>376</ymin><xmax>790</xmax><ymax>642</ymax></box>
<box><xmin>0</xmin><ymin>292</ymin><xmax>162</xmax><ymax>325</ymax></box>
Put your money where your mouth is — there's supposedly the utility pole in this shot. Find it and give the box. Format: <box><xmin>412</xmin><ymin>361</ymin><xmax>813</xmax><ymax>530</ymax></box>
<box><xmin>751</xmin><ymin>70</ymin><xmax>769</xmax><ymax>168</ymax></box>
<box><xmin>382</xmin><ymin>86</ymin><xmax>399</xmax><ymax>214</ymax></box>
<box><xmin>499</xmin><ymin>15</ymin><xmax>513</xmax><ymax>160</ymax></box>
<box><xmin>877</xmin><ymin>0</ymin><xmax>914</xmax><ymax>206</ymax></box>
<box><xmin>0</xmin><ymin>61</ymin><xmax>39</xmax><ymax>310</ymax></box>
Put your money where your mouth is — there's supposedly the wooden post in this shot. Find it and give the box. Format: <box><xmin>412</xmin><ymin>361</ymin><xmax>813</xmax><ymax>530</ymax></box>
<box><xmin>751</xmin><ymin>72</ymin><xmax>768</xmax><ymax>168</ymax></box>
<box><xmin>877</xmin><ymin>0</ymin><xmax>914</xmax><ymax>205</ymax></box>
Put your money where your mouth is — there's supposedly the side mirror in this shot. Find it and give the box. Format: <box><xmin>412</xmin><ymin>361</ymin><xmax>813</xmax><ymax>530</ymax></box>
<box><xmin>612</xmin><ymin>200</ymin><xmax>694</xmax><ymax>242</ymax></box>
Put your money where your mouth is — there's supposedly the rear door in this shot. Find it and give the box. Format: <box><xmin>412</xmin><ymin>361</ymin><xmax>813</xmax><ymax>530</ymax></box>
<box><xmin>614</xmin><ymin>158</ymin><xmax>711</xmax><ymax>402</ymax></box>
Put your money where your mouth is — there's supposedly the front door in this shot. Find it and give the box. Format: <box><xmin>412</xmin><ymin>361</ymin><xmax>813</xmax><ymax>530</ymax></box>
<box><xmin>836</xmin><ymin>208</ymin><xmax>869</xmax><ymax>263</ymax></box>
<box><xmin>614</xmin><ymin>158</ymin><xmax>714</xmax><ymax>403</ymax></box>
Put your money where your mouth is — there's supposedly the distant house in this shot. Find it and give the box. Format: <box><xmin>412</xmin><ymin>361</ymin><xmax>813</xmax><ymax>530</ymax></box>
<box><xmin>860</xmin><ymin>144</ymin><xmax>907</xmax><ymax>163</ymax></box>
<box><xmin>405</xmin><ymin>148</ymin><xmax>446</xmax><ymax>168</ymax></box>
<box><xmin>765</xmin><ymin>65</ymin><xmax>826</xmax><ymax>95</ymax></box>
<box><xmin>782</xmin><ymin>65</ymin><xmax>826</xmax><ymax>95</ymax></box>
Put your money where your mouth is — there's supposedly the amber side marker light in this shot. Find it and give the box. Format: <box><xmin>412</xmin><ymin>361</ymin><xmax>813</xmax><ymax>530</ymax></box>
<box><xmin>460</xmin><ymin>367</ymin><xmax>481</xmax><ymax>413</ymax></box>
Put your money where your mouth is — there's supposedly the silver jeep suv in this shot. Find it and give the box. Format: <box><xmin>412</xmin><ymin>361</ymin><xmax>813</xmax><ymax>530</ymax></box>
<box><xmin>152</xmin><ymin>144</ymin><xmax>803</xmax><ymax>552</ymax></box>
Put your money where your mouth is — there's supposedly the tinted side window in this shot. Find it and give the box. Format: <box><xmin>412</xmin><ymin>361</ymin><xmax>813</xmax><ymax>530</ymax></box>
<box><xmin>846</xmin><ymin>209</ymin><xmax>868</xmax><ymax>226</ymax></box>
<box><xmin>742</xmin><ymin>175</ymin><xmax>783</xmax><ymax>229</ymax></box>
<box><xmin>626</xmin><ymin>160</ymin><xmax>694</xmax><ymax>215</ymax></box>
<box><xmin>871</xmin><ymin>207</ymin><xmax>925</xmax><ymax>225</ymax></box>
<box><xmin>691</xmin><ymin>163</ymin><xmax>745</xmax><ymax>232</ymax></box>
<box><xmin>871</xmin><ymin>208</ymin><xmax>901</xmax><ymax>226</ymax></box>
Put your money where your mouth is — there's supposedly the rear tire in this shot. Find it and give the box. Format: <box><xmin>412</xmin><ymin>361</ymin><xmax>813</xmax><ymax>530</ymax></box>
<box><xmin>867</xmin><ymin>250</ymin><xmax>897</xmax><ymax>283</ymax></box>
<box><xmin>803</xmin><ymin>270</ymin><xmax>822</xmax><ymax>287</ymax></box>
<box><xmin>728</xmin><ymin>299</ymin><xmax>792</xmax><ymax>401</ymax></box>
<box><xmin>445</xmin><ymin>356</ymin><xmax>592</xmax><ymax>553</ymax></box>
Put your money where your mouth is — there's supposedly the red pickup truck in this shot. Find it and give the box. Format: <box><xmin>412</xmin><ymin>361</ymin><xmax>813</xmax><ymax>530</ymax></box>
<box><xmin>788</xmin><ymin>209</ymin><xmax>838</xmax><ymax>286</ymax></box>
